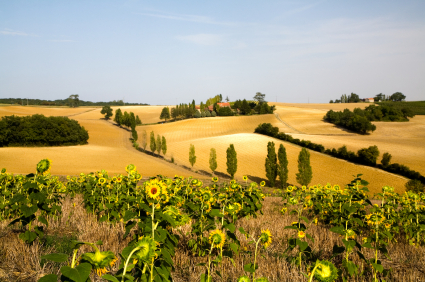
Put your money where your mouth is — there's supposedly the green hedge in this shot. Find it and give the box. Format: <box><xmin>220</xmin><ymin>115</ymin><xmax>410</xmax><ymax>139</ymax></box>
<box><xmin>0</xmin><ymin>114</ymin><xmax>89</xmax><ymax>147</ymax></box>
<box><xmin>255</xmin><ymin>123</ymin><xmax>425</xmax><ymax>184</ymax></box>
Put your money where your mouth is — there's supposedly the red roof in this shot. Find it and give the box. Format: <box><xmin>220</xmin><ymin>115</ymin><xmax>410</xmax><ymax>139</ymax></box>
<box><xmin>217</xmin><ymin>102</ymin><xmax>230</xmax><ymax>107</ymax></box>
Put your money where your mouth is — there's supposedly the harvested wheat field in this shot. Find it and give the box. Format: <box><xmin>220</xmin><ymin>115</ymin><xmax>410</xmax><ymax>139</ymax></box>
<box><xmin>110</xmin><ymin>105</ymin><xmax>165</xmax><ymax>124</ymax></box>
<box><xmin>0</xmin><ymin>106</ymin><xmax>193</xmax><ymax>178</ymax></box>
<box><xmin>138</xmin><ymin>116</ymin><xmax>408</xmax><ymax>194</ymax></box>
<box><xmin>269</xmin><ymin>103</ymin><xmax>425</xmax><ymax>175</ymax></box>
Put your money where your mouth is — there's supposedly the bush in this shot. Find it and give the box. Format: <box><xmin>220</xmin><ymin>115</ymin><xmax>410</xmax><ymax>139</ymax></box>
<box><xmin>218</xmin><ymin>107</ymin><xmax>233</xmax><ymax>116</ymax></box>
<box><xmin>211</xmin><ymin>111</ymin><xmax>217</xmax><ymax>117</ymax></box>
<box><xmin>405</xmin><ymin>179</ymin><xmax>424</xmax><ymax>193</ymax></box>
<box><xmin>254</xmin><ymin>123</ymin><xmax>279</xmax><ymax>137</ymax></box>
<box><xmin>357</xmin><ymin>145</ymin><xmax>380</xmax><ymax>166</ymax></box>
<box><xmin>0</xmin><ymin>114</ymin><xmax>89</xmax><ymax>147</ymax></box>
<box><xmin>381</xmin><ymin>152</ymin><xmax>392</xmax><ymax>167</ymax></box>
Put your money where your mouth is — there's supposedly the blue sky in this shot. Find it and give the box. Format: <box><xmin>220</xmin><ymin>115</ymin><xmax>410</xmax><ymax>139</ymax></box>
<box><xmin>1</xmin><ymin>0</ymin><xmax>424</xmax><ymax>105</ymax></box>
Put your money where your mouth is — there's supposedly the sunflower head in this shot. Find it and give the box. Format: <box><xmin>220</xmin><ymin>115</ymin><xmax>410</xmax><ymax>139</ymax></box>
<box><xmin>80</xmin><ymin>250</ymin><xmax>117</xmax><ymax>276</ymax></box>
<box><xmin>1</xmin><ymin>168</ymin><xmax>6</xmax><ymax>174</ymax></box>
<box><xmin>260</xmin><ymin>181</ymin><xmax>266</xmax><ymax>187</ymax></box>
<box><xmin>98</xmin><ymin>178</ymin><xmax>107</xmax><ymax>185</ymax></box>
<box><xmin>280</xmin><ymin>207</ymin><xmax>287</xmax><ymax>215</ymax></box>
<box><xmin>243</xmin><ymin>175</ymin><xmax>248</xmax><ymax>181</ymax></box>
<box><xmin>36</xmin><ymin>159</ymin><xmax>52</xmax><ymax>175</ymax></box>
<box><xmin>260</xmin><ymin>229</ymin><xmax>272</xmax><ymax>248</ymax></box>
<box><xmin>298</xmin><ymin>231</ymin><xmax>306</xmax><ymax>238</ymax></box>
<box><xmin>134</xmin><ymin>236</ymin><xmax>156</xmax><ymax>263</ymax></box>
<box><xmin>145</xmin><ymin>178</ymin><xmax>167</xmax><ymax>201</ymax></box>
<box><xmin>126</xmin><ymin>164</ymin><xmax>136</xmax><ymax>173</ymax></box>
<box><xmin>209</xmin><ymin>229</ymin><xmax>225</xmax><ymax>249</ymax></box>
<box><xmin>313</xmin><ymin>260</ymin><xmax>338</xmax><ymax>282</ymax></box>
<box><xmin>237</xmin><ymin>276</ymin><xmax>251</xmax><ymax>282</ymax></box>
<box><xmin>212</xmin><ymin>176</ymin><xmax>219</xmax><ymax>182</ymax></box>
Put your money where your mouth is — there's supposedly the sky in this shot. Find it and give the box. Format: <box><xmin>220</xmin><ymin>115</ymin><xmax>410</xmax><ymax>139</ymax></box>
<box><xmin>0</xmin><ymin>0</ymin><xmax>424</xmax><ymax>105</ymax></box>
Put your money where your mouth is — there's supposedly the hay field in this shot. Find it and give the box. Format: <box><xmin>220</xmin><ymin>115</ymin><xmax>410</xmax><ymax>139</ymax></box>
<box><xmin>138</xmin><ymin>117</ymin><xmax>408</xmax><ymax>194</ymax></box>
<box><xmin>0</xmin><ymin>106</ymin><xmax>193</xmax><ymax>177</ymax></box>
<box><xmin>268</xmin><ymin>103</ymin><xmax>425</xmax><ymax>175</ymax></box>
<box><xmin>110</xmin><ymin>105</ymin><xmax>164</xmax><ymax>124</ymax></box>
<box><xmin>0</xmin><ymin>104</ymin><xmax>419</xmax><ymax>194</ymax></box>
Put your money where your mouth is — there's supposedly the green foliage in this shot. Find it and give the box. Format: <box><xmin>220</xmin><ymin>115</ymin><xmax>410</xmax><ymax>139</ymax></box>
<box><xmin>324</xmin><ymin>109</ymin><xmax>376</xmax><ymax>134</ymax></box>
<box><xmin>132</xmin><ymin>129</ymin><xmax>138</xmax><ymax>142</ymax></box>
<box><xmin>377</xmin><ymin>101</ymin><xmax>425</xmax><ymax>115</ymax></box>
<box><xmin>253</xmin><ymin>92</ymin><xmax>266</xmax><ymax>103</ymax></box>
<box><xmin>156</xmin><ymin>135</ymin><xmax>162</xmax><ymax>155</ymax></box>
<box><xmin>265</xmin><ymin>142</ymin><xmax>277</xmax><ymax>187</ymax></box>
<box><xmin>149</xmin><ymin>131</ymin><xmax>156</xmax><ymax>153</ymax></box>
<box><xmin>405</xmin><ymin>179</ymin><xmax>424</xmax><ymax>193</ymax></box>
<box><xmin>381</xmin><ymin>152</ymin><xmax>392</xmax><ymax>167</ymax></box>
<box><xmin>0</xmin><ymin>114</ymin><xmax>89</xmax><ymax>147</ymax></box>
<box><xmin>211</xmin><ymin>111</ymin><xmax>217</xmax><ymax>117</ymax></box>
<box><xmin>296</xmin><ymin>148</ymin><xmax>312</xmax><ymax>186</ymax></box>
<box><xmin>114</xmin><ymin>108</ymin><xmax>122</xmax><ymax>126</ymax></box>
<box><xmin>141</xmin><ymin>130</ymin><xmax>147</xmax><ymax>151</ymax></box>
<box><xmin>390</xmin><ymin>92</ymin><xmax>406</xmax><ymax>102</ymax></box>
<box><xmin>209</xmin><ymin>148</ymin><xmax>217</xmax><ymax>174</ymax></box>
<box><xmin>135</xmin><ymin>115</ymin><xmax>142</xmax><ymax>125</ymax></box>
<box><xmin>357</xmin><ymin>145</ymin><xmax>379</xmax><ymax>166</ymax></box>
<box><xmin>100</xmin><ymin>106</ymin><xmax>113</xmax><ymax>119</ymax></box>
<box><xmin>189</xmin><ymin>144</ymin><xmax>196</xmax><ymax>167</ymax></box>
<box><xmin>226</xmin><ymin>144</ymin><xmax>237</xmax><ymax>179</ymax></box>
<box><xmin>218</xmin><ymin>107</ymin><xmax>234</xmax><ymax>116</ymax></box>
<box><xmin>160</xmin><ymin>107</ymin><xmax>171</xmax><ymax>121</ymax></box>
<box><xmin>161</xmin><ymin>136</ymin><xmax>167</xmax><ymax>155</ymax></box>
<box><xmin>67</xmin><ymin>94</ymin><xmax>80</xmax><ymax>108</ymax></box>
<box><xmin>278</xmin><ymin>144</ymin><xmax>288</xmax><ymax>189</ymax></box>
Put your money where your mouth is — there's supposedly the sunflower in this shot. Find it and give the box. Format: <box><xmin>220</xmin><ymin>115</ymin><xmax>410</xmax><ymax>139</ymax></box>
<box><xmin>126</xmin><ymin>164</ymin><xmax>136</xmax><ymax>173</ymax></box>
<box><xmin>286</xmin><ymin>186</ymin><xmax>295</xmax><ymax>192</ymax></box>
<box><xmin>36</xmin><ymin>159</ymin><xmax>52</xmax><ymax>175</ymax></box>
<box><xmin>98</xmin><ymin>178</ymin><xmax>106</xmax><ymax>185</ymax></box>
<box><xmin>281</xmin><ymin>207</ymin><xmax>287</xmax><ymax>215</ymax></box>
<box><xmin>237</xmin><ymin>276</ymin><xmax>251</xmax><ymax>282</ymax></box>
<box><xmin>209</xmin><ymin>229</ymin><xmax>226</xmax><ymax>249</ymax></box>
<box><xmin>133</xmin><ymin>236</ymin><xmax>156</xmax><ymax>263</ymax></box>
<box><xmin>116</xmin><ymin>176</ymin><xmax>123</xmax><ymax>183</ymax></box>
<box><xmin>146</xmin><ymin>183</ymin><xmax>161</xmax><ymax>200</ymax></box>
<box><xmin>80</xmin><ymin>250</ymin><xmax>117</xmax><ymax>277</ymax></box>
<box><xmin>212</xmin><ymin>176</ymin><xmax>219</xmax><ymax>182</ymax></box>
<box><xmin>346</xmin><ymin>229</ymin><xmax>356</xmax><ymax>239</ymax></box>
<box><xmin>298</xmin><ymin>231</ymin><xmax>306</xmax><ymax>238</ymax></box>
<box><xmin>260</xmin><ymin>229</ymin><xmax>272</xmax><ymax>248</ymax></box>
<box><xmin>260</xmin><ymin>181</ymin><xmax>266</xmax><ymax>187</ymax></box>
<box><xmin>203</xmin><ymin>202</ymin><xmax>212</xmax><ymax>213</ymax></box>
<box><xmin>312</xmin><ymin>260</ymin><xmax>338</xmax><ymax>282</ymax></box>
<box><xmin>1</xmin><ymin>168</ymin><xmax>6</xmax><ymax>174</ymax></box>
<box><xmin>243</xmin><ymin>175</ymin><xmax>248</xmax><ymax>181</ymax></box>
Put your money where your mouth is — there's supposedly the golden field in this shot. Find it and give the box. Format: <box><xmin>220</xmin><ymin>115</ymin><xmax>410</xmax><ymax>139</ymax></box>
<box><xmin>1</xmin><ymin>103</ymin><xmax>424</xmax><ymax>194</ymax></box>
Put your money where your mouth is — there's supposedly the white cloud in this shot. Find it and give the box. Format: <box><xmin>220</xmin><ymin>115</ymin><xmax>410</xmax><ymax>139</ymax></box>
<box><xmin>48</xmin><ymin>39</ymin><xmax>76</xmax><ymax>42</ymax></box>
<box><xmin>176</xmin><ymin>33</ymin><xmax>223</xmax><ymax>46</ymax></box>
<box><xmin>135</xmin><ymin>10</ymin><xmax>236</xmax><ymax>26</ymax></box>
<box><xmin>0</xmin><ymin>28</ymin><xmax>36</xmax><ymax>36</ymax></box>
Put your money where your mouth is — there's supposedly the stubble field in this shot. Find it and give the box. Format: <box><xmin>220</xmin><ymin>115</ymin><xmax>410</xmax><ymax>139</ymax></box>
<box><xmin>1</xmin><ymin>102</ymin><xmax>424</xmax><ymax>194</ymax></box>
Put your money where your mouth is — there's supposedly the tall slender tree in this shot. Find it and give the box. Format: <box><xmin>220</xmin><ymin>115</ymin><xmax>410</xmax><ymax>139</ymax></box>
<box><xmin>114</xmin><ymin>108</ymin><xmax>123</xmax><ymax>126</ymax></box>
<box><xmin>278</xmin><ymin>144</ymin><xmax>288</xmax><ymax>188</ymax></box>
<box><xmin>226</xmin><ymin>144</ymin><xmax>237</xmax><ymax>179</ymax></box>
<box><xmin>265</xmin><ymin>141</ymin><xmax>277</xmax><ymax>187</ymax></box>
<box><xmin>189</xmin><ymin>144</ymin><xmax>196</xmax><ymax>167</ymax></box>
<box><xmin>161</xmin><ymin>136</ymin><xmax>167</xmax><ymax>155</ymax></box>
<box><xmin>150</xmin><ymin>131</ymin><xmax>156</xmax><ymax>153</ymax></box>
<box><xmin>296</xmin><ymin>148</ymin><xmax>313</xmax><ymax>186</ymax></box>
<box><xmin>156</xmin><ymin>135</ymin><xmax>162</xmax><ymax>155</ymax></box>
<box><xmin>209</xmin><ymin>148</ymin><xmax>217</xmax><ymax>175</ymax></box>
<box><xmin>141</xmin><ymin>130</ymin><xmax>147</xmax><ymax>151</ymax></box>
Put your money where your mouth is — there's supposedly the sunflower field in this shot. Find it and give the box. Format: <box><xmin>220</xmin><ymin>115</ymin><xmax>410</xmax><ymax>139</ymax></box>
<box><xmin>1</xmin><ymin>160</ymin><xmax>425</xmax><ymax>281</ymax></box>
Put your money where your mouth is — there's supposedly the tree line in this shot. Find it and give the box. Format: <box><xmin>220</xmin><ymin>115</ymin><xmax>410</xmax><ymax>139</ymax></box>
<box><xmin>0</xmin><ymin>114</ymin><xmax>89</xmax><ymax>147</ymax></box>
<box><xmin>324</xmin><ymin>104</ymin><xmax>415</xmax><ymax>134</ymax></box>
<box><xmin>0</xmin><ymin>96</ymin><xmax>148</xmax><ymax>107</ymax></box>
<box><xmin>255</xmin><ymin>123</ymin><xmax>425</xmax><ymax>185</ymax></box>
<box><xmin>330</xmin><ymin>92</ymin><xmax>406</xmax><ymax>103</ymax></box>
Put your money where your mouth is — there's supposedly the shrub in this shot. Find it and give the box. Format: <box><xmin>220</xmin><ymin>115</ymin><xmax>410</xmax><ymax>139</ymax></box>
<box><xmin>211</xmin><ymin>111</ymin><xmax>217</xmax><ymax>117</ymax></box>
<box><xmin>357</xmin><ymin>145</ymin><xmax>380</xmax><ymax>166</ymax></box>
<box><xmin>0</xmin><ymin>114</ymin><xmax>89</xmax><ymax>147</ymax></box>
<box><xmin>405</xmin><ymin>179</ymin><xmax>424</xmax><ymax>193</ymax></box>
<box><xmin>381</xmin><ymin>152</ymin><xmax>392</xmax><ymax>168</ymax></box>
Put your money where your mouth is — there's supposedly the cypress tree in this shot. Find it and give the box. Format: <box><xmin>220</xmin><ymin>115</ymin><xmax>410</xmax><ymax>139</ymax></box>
<box><xmin>265</xmin><ymin>141</ymin><xmax>277</xmax><ymax>187</ymax></box>
<box><xmin>150</xmin><ymin>131</ymin><xmax>156</xmax><ymax>153</ymax></box>
<box><xmin>141</xmin><ymin>130</ymin><xmax>147</xmax><ymax>151</ymax></box>
<box><xmin>161</xmin><ymin>136</ymin><xmax>167</xmax><ymax>155</ymax></box>
<box><xmin>156</xmin><ymin>135</ymin><xmax>162</xmax><ymax>155</ymax></box>
<box><xmin>278</xmin><ymin>144</ymin><xmax>288</xmax><ymax>188</ymax></box>
<box><xmin>132</xmin><ymin>129</ymin><xmax>138</xmax><ymax>141</ymax></box>
<box><xmin>296</xmin><ymin>148</ymin><xmax>313</xmax><ymax>186</ymax></box>
<box><xmin>114</xmin><ymin>108</ymin><xmax>123</xmax><ymax>126</ymax></box>
<box><xmin>226</xmin><ymin>144</ymin><xmax>237</xmax><ymax>179</ymax></box>
<box><xmin>209</xmin><ymin>148</ymin><xmax>217</xmax><ymax>175</ymax></box>
<box><xmin>189</xmin><ymin>144</ymin><xmax>196</xmax><ymax>167</ymax></box>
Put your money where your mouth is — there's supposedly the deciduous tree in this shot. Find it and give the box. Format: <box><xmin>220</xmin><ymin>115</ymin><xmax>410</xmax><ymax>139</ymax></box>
<box><xmin>296</xmin><ymin>148</ymin><xmax>312</xmax><ymax>186</ymax></box>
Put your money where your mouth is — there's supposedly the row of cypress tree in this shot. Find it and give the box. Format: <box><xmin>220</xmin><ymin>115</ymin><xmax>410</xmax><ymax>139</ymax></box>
<box><xmin>265</xmin><ymin>142</ymin><xmax>312</xmax><ymax>188</ymax></box>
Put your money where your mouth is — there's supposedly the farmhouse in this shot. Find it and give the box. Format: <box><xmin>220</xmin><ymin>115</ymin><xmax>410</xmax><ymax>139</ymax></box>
<box><xmin>362</xmin><ymin>98</ymin><xmax>374</xmax><ymax>103</ymax></box>
<box><xmin>206</xmin><ymin>102</ymin><xmax>231</xmax><ymax>112</ymax></box>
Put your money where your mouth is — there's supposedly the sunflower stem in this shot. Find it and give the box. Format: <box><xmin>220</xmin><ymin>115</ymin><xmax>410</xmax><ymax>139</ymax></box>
<box><xmin>308</xmin><ymin>263</ymin><xmax>320</xmax><ymax>282</ymax></box>
<box><xmin>122</xmin><ymin>246</ymin><xmax>141</xmax><ymax>282</ymax></box>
